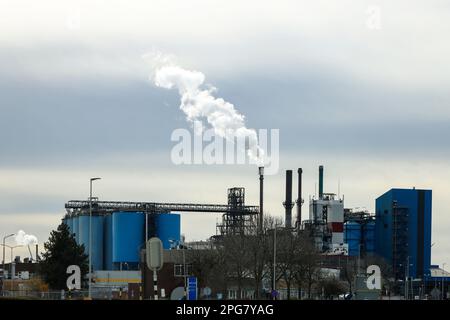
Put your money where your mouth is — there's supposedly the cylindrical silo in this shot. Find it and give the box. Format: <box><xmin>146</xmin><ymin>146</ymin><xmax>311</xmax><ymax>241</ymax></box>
<box><xmin>78</xmin><ymin>214</ymin><xmax>104</xmax><ymax>271</ymax></box>
<box><xmin>112</xmin><ymin>212</ymin><xmax>145</xmax><ymax>264</ymax></box>
<box><xmin>363</xmin><ymin>221</ymin><xmax>376</xmax><ymax>255</ymax></box>
<box><xmin>78</xmin><ymin>215</ymin><xmax>89</xmax><ymax>252</ymax></box>
<box><xmin>72</xmin><ymin>215</ymin><xmax>80</xmax><ymax>244</ymax></box>
<box><xmin>66</xmin><ymin>216</ymin><xmax>74</xmax><ymax>238</ymax></box>
<box><xmin>155</xmin><ymin>213</ymin><xmax>181</xmax><ymax>249</ymax></box>
<box><xmin>344</xmin><ymin>222</ymin><xmax>361</xmax><ymax>256</ymax></box>
<box><xmin>103</xmin><ymin>214</ymin><xmax>113</xmax><ymax>270</ymax></box>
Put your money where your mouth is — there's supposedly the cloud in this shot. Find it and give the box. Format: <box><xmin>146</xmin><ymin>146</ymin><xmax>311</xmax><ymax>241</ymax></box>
<box><xmin>0</xmin><ymin>0</ymin><xmax>449</xmax><ymax>267</ymax></box>
<box><xmin>15</xmin><ymin>230</ymin><xmax>38</xmax><ymax>246</ymax></box>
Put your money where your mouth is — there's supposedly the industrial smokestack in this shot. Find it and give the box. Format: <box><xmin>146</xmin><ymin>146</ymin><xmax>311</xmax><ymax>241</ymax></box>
<box><xmin>259</xmin><ymin>166</ymin><xmax>264</xmax><ymax>233</ymax></box>
<box><xmin>283</xmin><ymin>170</ymin><xmax>294</xmax><ymax>228</ymax></box>
<box><xmin>35</xmin><ymin>244</ymin><xmax>39</xmax><ymax>262</ymax></box>
<box><xmin>319</xmin><ymin>165</ymin><xmax>324</xmax><ymax>199</ymax></box>
<box><xmin>296</xmin><ymin>168</ymin><xmax>303</xmax><ymax>229</ymax></box>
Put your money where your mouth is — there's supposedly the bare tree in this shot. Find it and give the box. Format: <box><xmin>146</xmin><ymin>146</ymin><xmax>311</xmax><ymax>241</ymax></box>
<box><xmin>341</xmin><ymin>256</ymin><xmax>358</xmax><ymax>293</ymax></box>
<box><xmin>244</xmin><ymin>216</ymin><xmax>275</xmax><ymax>299</ymax></box>
<box><xmin>291</xmin><ymin>231</ymin><xmax>321</xmax><ymax>299</ymax></box>
<box><xmin>221</xmin><ymin>233</ymin><xmax>252</xmax><ymax>299</ymax></box>
<box><xmin>188</xmin><ymin>241</ymin><xmax>227</xmax><ymax>296</ymax></box>
<box><xmin>277</xmin><ymin>229</ymin><xmax>304</xmax><ymax>299</ymax></box>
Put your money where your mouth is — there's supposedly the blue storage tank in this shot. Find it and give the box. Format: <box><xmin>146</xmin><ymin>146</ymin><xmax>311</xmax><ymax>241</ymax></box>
<box><xmin>344</xmin><ymin>222</ymin><xmax>361</xmax><ymax>256</ymax></box>
<box><xmin>155</xmin><ymin>213</ymin><xmax>181</xmax><ymax>249</ymax></box>
<box><xmin>112</xmin><ymin>212</ymin><xmax>145</xmax><ymax>264</ymax></box>
<box><xmin>67</xmin><ymin>216</ymin><xmax>74</xmax><ymax>237</ymax></box>
<box><xmin>78</xmin><ymin>215</ymin><xmax>104</xmax><ymax>271</ymax></box>
<box><xmin>363</xmin><ymin>222</ymin><xmax>376</xmax><ymax>254</ymax></box>
<box><xmin>62</xmin><ymin>216</ymin><xmax>68</xmax><ymax>228</ymax></box>
<box><xmin>103</xmin><ymin>214</ymin><xmax>113</xmax><ymax>270</ymax></box>
<box><xmin>72</xmin><ymin>215</ymin><xmax>79</xmax><ymax>244</ymax></box>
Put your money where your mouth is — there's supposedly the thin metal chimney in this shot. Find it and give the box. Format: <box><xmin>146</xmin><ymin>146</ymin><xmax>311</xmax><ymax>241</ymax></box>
<box><xmin>296</xmin><ymin>168</ymin><xmax>303</xmax><ymax>229</ymax></box>
<box><xmin>283</xmin><ymin>170</ymin><xmax>294</xmax><ymax>228</ymax></box>
<box><xmin>258</xmin><ymin>166</ymin><xmax>264</xmax><ymax>233</ymax></box>
<box><xmin>35</xmin><ymin>244</ymin><xmax>39</xmax><ymax>262</ymax></box>
<box><xmin>319</xmin><ymin>165</ymin><xmax>324</xmax><ymax>199</ymax></box>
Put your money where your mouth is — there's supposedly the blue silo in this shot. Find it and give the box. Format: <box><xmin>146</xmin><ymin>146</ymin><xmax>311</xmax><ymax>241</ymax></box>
<box><xmin>103</xmin><ymin>214</ymin><xmax>113</xmax><ymax>270</ymax></box>
<box><xmin>62</xmin><ymin>216</ymin><xmax>69</xmax><ymax>229</ymax></box>
<box><xmin>78</xmin><ymin>214</ymin><xmax>104</xmax><ymax>271</ymax></box>
<box><xmin>66</xmin><ymin>216</ymin><xmax>74</xmax><ymax>238</ymax></box>
<box><xmin>363</xmin><ymin>222</ymin><xmax>376</xmax><ymax>254</ymax></box>
<box><xmin>155</xmin><ymin>213</ymin><xmax>181</xmax><ymax>249</ymax></box>
<box><xmin>344</xmin><ymin>222</ymin><xmax>361</xmax><ymax>257</ymax></box>
<box><xmin>72</xmin><ymin>215</ymin><xmax>80</xmax><ymax>244</ymax></box>
<box><xmin>112</xmin><ymin>212</ymin><xmax>145</xmax><ymax>265</ymax></box>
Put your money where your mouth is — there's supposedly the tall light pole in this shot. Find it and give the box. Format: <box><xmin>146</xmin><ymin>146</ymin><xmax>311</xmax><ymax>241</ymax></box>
<box><xmin>272</xmin><ymin>222</ymin><xmax>281</xmax><ymax>300</ymax></box>
<box><xmin>89</xmin><ymin>177</ymin><xmax>101</xmax><ymax>299</ymax></box>
<box><xmin>258</xmin><ymin>167</ymin><xmax>264</xmax><ymax>234</ymax></box>
<box><xmin>2</xmin><ymin>234</ymin><xmax>14</xmax><ymax>282</ymax></box>
<box><xmin>442</xmin><ymin>263</ymin><xmax>447</xmax><ymax>300</ymax></box>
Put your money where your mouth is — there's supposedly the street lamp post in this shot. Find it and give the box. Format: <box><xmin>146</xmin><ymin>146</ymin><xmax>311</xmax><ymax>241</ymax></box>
<box><xmin>442</xmin><ymin>263</ymin><xmax>447</xmax><ymax>300</ymax></box>
<box><xmin>183</xmin><ymin>246</ymin><xmax>187</xmax><ymax>300</ymax></box>
<box><xmin>2</xmin><ymin>234</ymin><xmax>14</xmax><ymax>282</ymax></box>
<box><xmin>273</xmin><ymin>224</ymin><xmax>276</xmax><ymax>296</ymax></box>
<box><xmin>272</xmin><ymin>223</ymin><xmax>282</xmax><ymax>300</ymax></box>
<box><xmin>89</xmin><ymin>177</ymin><xmax>101</xmax><ymax>299</ymax></box>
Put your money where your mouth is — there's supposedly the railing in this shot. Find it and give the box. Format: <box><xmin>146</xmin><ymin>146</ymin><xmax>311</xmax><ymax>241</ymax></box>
<box><xmin>1</xmin><ymin>288</ymin><xmax>112</xmax><ymax>300</ymax></box>
<box><xmin>65</xmin><ymin>200</ymin><xmax>259</xmax><ymax>215</ymax></box>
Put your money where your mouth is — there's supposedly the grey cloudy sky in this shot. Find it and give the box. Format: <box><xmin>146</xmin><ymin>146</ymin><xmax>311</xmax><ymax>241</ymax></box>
<box><xmin>1</xmin><ymin>0</ymin><xmax>450</xmax><ymax>266</ymax></box>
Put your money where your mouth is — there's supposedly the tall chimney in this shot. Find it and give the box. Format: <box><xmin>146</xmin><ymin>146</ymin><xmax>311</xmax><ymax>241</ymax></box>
<box><xmin>283</xmin><ymin>170</ymin><xmax>294</xmax><ymax>228</ymax></box>
<box><xmin>296</xmin><ymin>168</ymin><xmax>303</xmax><ymax>229</ymax></box>
<box><xmin>35</xmin><ymin>244</ymin><xmax>39</xmax><ymax>262</ymax></box>
<box><xmin>319</xmin><ymin>165</ymin><xmax>324</xmax><ymax>199</ymax></box>
<box><xmin>258</xmin><ymin>166</ymin><xmax>264</xmax><ymax>233</ymax></box>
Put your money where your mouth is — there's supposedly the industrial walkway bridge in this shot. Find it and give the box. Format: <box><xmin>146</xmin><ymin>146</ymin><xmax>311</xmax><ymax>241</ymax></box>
<box><xmin>65</xmin><ymin>200</ymin><xmax>259</xmax><ymax>215</ymax></box>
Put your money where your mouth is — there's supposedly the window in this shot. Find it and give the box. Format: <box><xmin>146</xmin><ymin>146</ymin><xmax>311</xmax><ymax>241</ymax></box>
<box><xmin>174</xmin><ymin>264</ymin><xmax>192</xmax><ymax>277</ymax></box>
<box><xmin>228</xmin><ymin>289</ymin><xmax>237</xmax><ymax>300</ymax></box>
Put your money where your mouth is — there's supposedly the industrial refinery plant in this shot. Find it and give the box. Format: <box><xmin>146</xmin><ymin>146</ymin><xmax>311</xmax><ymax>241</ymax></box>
<box><xmin>9</xmin><ymin>165</ymin><xmax>437</xmax><ymax>300</ymax></box>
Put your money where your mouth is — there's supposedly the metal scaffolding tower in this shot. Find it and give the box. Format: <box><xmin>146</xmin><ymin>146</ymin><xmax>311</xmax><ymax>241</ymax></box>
<box><xmin>392</xmin><ymin>201</ymin><xmax>409</xmax><ymax>280</ymax></box>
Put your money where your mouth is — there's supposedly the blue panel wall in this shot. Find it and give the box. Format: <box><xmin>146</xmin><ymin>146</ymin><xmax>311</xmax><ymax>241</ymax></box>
<box><xmin>344</xmin><ymin>222</ymin><xmax>361</xmax><ymax>256</ymax></box>
<box><xmin>375</xmin><ymin>190</ymin><xmax>393</xmax><ymax>262</ymax></box>
<box><xmin>375</xmin><ymin>188</ymin><xmax>432</xmax><ymax>278</ymax></box>
<box><xmin>155</xmin><ymin>213</ymin><xmax>181</xmax><ymax>249</ymax></box>
<box><xmin>363</xmin><ymin>222</ymin><xmax>375</xmax><ymax>254</ymax></box>
<box><xmin>112</xmin><ymin>212</ymin><xmax>145</xmax><ymax>263</ymax></box>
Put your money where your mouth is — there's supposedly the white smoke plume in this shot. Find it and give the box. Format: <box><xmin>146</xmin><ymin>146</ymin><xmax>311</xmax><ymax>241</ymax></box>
<box><xmin>15</xmin><ymin>230</ymin><xmax>38</xmax><ymax>246</ymax></box>
<box><xmin>149</xmin><ymin>52</ymin><xmax>264</xmax><ymax>165</ymax></box>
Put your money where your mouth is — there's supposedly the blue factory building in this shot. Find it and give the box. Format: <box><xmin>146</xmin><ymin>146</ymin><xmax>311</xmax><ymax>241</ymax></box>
<box><xmin>375</xmin><ymin>188</ymin><xmax>432</xmax><ymax>279</ymax></box>
<box><xmin>64</xmin><ymin>212</ymin><xmax>181</xmax><ymax>271</ymax></box>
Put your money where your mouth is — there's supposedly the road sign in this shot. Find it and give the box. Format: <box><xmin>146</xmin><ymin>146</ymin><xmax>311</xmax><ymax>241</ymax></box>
<box><xmin>146</xmin><ymin>237</ymin><xmax>163</xmax><ymax>271</ymax></box>
<box><xmin>188</xmin><ymin>276</ymin><xmax>197</xmax><ymax>300</ymax></box>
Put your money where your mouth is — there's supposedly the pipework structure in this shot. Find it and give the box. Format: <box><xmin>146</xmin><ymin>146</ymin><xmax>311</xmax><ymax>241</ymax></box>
<box><xmin>216</xmin><ymin>188</ymin><xmax>258</xmax><ymax>236</ymax></box>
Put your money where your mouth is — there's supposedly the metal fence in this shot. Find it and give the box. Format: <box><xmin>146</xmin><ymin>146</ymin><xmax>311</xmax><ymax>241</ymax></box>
<box><xmin>1</xmin><ymin>288</ymin><xmax>113</xmax><ymax>300</ymax></box>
